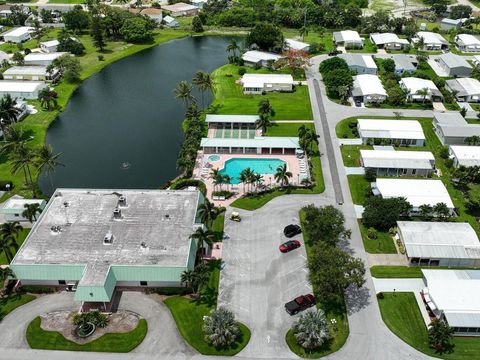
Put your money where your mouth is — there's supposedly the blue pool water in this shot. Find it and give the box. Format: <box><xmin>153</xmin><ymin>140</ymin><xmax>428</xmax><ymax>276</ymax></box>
<box><xmin>219</xmin><ymin>158</ymin><xmax>286</xmax><ymax>184</ymax></box>
<box><xmin>208</xmin><ymin>154</ymin><xmax>221</xmax><ymax>161</ymax></box>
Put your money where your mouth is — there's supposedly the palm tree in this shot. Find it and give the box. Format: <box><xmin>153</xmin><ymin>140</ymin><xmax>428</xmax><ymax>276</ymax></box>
<box><xmin>299</xmin><ymin>26</ymin><xmax>309</xmax><ymax>42</ymax></box>
<box><xmin>223</xmin><ymin>174</ymin><xmax>232</xmax><ymax>191</ymax></box>
<box><xmin>415</xmin><ymin>87</ymin><xmax>429</xmax><ymax>104</ymax></box>
<box><xmin>298</xmin><ymin>124</ymin><xmax>308</xmax><ymax>139</ymax></box>
<box><xmin>35</xmin><ymin>144</ymin><xmax>64</xmax><ymax>192</ymax></box>
<box><xmin>0</xmin><ymin>236</ymin><xmax>15</xmax><ymax>263</ymax></box>
<box><xmin>210</xmin><ymin>168</ymin><xmax>222</xmax><ymax>192</ymax></box>
<box><xmin>255</xmin><ymin>113</ymin><xmax>272</xmax><ymax>135</ymax></box>
<box><xmin>32</xmin><ymin>20</ymin><xmax>44</xmax><ymax>45</ymax></box>
<box><xmin>428</xmin><ymin>320</ymin><xmax>454</xmax><ymax>351</ymax></box>
<box><xmin>203</xmin><ymin>307</ymin><xmax>240</xmax><ymax>347</ymax></box>
<box><xmin>38</xmin><ymin>88</ymin><xmax>58</xmax><ymax>111</ymax></box>
<box><xmin>185</xmin><ymin>102</ymin><xmax>201</xmax><ymax>121</ymax></box>
<box><xmin>0</xmin><ymin>94</ymin><xmax>21</xmax><ymax>128</ymax></box>
<box><xmin>274</xmin><ymin>163</ymin><xmax>292</xmax><ymax>187</ymax></box>
<box><xmin>173</xmin><ymin>81</ymin><xmax>195</xmax><ymax>108</ymax></box>
<box><xmin>191</xmin><ymin>227</ymin><xmax>215</xmax><ymax>257</ymax></box>
<box><xmin>0</xmin><ymin>222</ymin><xmax>23</xmax><ymax>248</ymax></box>
<box><xmin>0</xmin><ymin>266</ymin><xmax>13</xmax><ymax>285</ymax></box>
<box><xmin>226</xmin><ymin>38</ymin><xmax>240</xmax><ymax>61</ymax></box>
<box><xmin>181</xmin><ymin>269</ymin><xmax>195</xmax><ymax>290</ymax></box>
<box><xmin>193</xmin><ymin>71</ymin><xmax>215</xmax><ymax>110</ymax></box>
<box><xmin>11</xmin><ymin>144</ymin><xmax>37</xmax><ymax>196</ymax></box>
<box><xmin>253</xmin><ymin>173</ymin><xmax>263</xmax><ymax>192</ymax></box>
<box><xmin>192</xmin><ymin>267</ymin><xmax>210</xmax><ymax>296</ymax></box>
<box><xmin>240</xmin><ymin>167</ymin><xmax>254</xmax><ymax>192</ymax></box>
<box><xmin>22</xmin><ymin>203</ymin><xmax>42</xmax><ymax>223</ymax></box>
<box><xmin>1</xmin><ymin>127</ymin><xmax>28</xmax><ymax>156</ymax></box>
<box><xmin>293</xmin><ymin>309</ymin><xmax>330</xmax><ymax>350</ymax></box>
<box><xmin>197</xmin><ymin>199</ymin><xmax>216</xmax><ymax>227</ymax></box>
<box><xmin>258</xmin><ymin>98</ymin><xmax>275</xmax><ymax>117</ymax></box>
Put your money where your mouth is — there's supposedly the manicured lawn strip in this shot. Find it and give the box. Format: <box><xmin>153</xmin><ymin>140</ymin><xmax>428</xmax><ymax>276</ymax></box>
<box><xmin>348</xmin><ymin>38</ymin><xmax>377</xmax><ymax>53</ymax></box>
<box><xmin>370</xmin><ymin>266</ymin><xmax>423</xmax><ymax>278</ymax></box>
<box><xmin>164</xmin><ymin>261</ymin><xmax>250</xmax><ymax>355</ymax></box>
<box><xmin>358</xmin><ymin>221</ymin><xmax>396</xmax><ymax>254</ymax></box>
<box><xmin>0</xmin><ymin>28</ymin><xmax>188</xmax><ymax>197</ymax></box>
<box><xmin>347</xmin><ymin>175</ymin><xmax>369</xmax><ymax>205</ymax></box>
<box><xmin>340</xmin><ymin>145</ymin><xmax>371</xmax><ymax>167</ymax></box>
<box><xmin>231</xmin><ymin>151</ymin><xmax>324</xmax><ymax>210</ymax></box>
<box><xmin>378</xmin><ymin>292</ymin><xmax>480</xmax><ymax>359</ymax></box>
<box><xmin>289</xmin><ymin>210</ymin><xmax>349</xmax><ymax>358</ymax></box>
<box><xmin>267</xmin><ymin>122</ymin><xmax>314</xmax><ymax>137</ymax></box>
<box><xmin>0</xmin><ymin>228</ymin><xmax>30</xmax><ymax>265</ymax></box>
<box><xmin>0</xmin><ymin>294</ymin><xmax>35</xmax><ymax>320</ymax></box>
<box><xmin>210</xmin><ymin>212</ymin><xmax>225</xmax><ymax>242</ymax></box>
<box><xmin>210</xmin><ymin>64</ymin><xmax>313</xmax><ymax>120</ymax></box>
<box><xmin>26</xmin><ymin>317</ymin><xmax>147</xmax><ymax>352</ymax></box>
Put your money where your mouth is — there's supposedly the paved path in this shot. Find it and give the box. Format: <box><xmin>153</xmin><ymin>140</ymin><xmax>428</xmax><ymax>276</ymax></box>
<box><xmin>372</xmin><ymin>278</ymin><xmax>425</xmax><ymax>293</ymax></box>
<box><xmin>367</xmin><ymin>253</ymin><xmax>408</xmax><ymax>266</ymax></box>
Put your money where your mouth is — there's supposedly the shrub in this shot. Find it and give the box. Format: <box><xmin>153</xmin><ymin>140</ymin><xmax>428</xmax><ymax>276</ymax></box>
<box><xmin>145</xmin><ymin>287</ymin><xmax>192</xmax><ymax>295</ymax></box>
<box><xmin>170</xmin><ymin>178</ymin><xmax>207</xmax><ymax>194</ymax></box>
<box><xmin>377</xmin><ymin>292</ymin><xmax>384</xmax><ymax>299</ymax></box>
<box><xmin>212</xmin><ymin>190</ymin><xmax>234</xmax><ymax>199</ymax></box>
<box><xmin>73</xmin><ymin>310</ymin><xmax>109</xmax><ymax>328</ymax></box>
<box><xmin>367</xmin><ymin>227</ymin><xmax>377</xmax><ymax>240</ymax></box>
<box><xmin>203</xmin><ymin>307</ymin><xmax>240</xmax><ymax>347</ymax></box>
<box><xmin>439</xmin><ymin>146</ymin><xmax>449</xmax><ymax>159</ymax></box>
<box><xmin>98</xmin><ymin>55</ymin><xmax>104</xmax><ymax>61</ymax></box>
<box><xmin>18</xmin><ymin>285</ymin><xmax>54</xmax><ymax>294</ymax></box>
<box><xmin>292</xmin><ymin>309</ymin><xmax>330</xmax><ymax>350</ymax></box>
<box><xmin>237</xmin><ymin>67</ymin><xmax>246</xmax><ymax>76</ymax></box>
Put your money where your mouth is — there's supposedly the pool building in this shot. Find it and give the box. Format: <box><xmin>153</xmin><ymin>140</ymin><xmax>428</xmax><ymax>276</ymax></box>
<box><xmin>10</xmin><ymin>189</ymin><xmax>204</xmax><ymax>308</ymax></box>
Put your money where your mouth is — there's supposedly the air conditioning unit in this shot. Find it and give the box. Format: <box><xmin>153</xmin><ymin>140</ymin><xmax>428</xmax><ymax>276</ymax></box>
<box><xmin>104</xmin><ymin>231</ymin><xmax>113</xmax><ymax>244</ymax></box>
<box><xmin>118</xmin><ymin>195</ymin><xmax>127</xmax><ymax>207</ymax></box>
<box><xmin>113</xmin><ymin>208</ymin><xmax>121</xmax><ymax>219</ymax></box>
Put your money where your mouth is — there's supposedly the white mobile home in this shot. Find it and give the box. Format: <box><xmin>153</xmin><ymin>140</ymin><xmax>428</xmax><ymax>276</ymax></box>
<box><xmin>0</xmin><ymin>81</ymin><xmax>47</xmax><ymax>100</ymax></box>
<box><xmin>449</xmin><ymin>145</ymin><xmax>480</xmax><ymax>167</ymax></box>
<box><xmin>352</xmin><ymin>74</ymin><xmax>386</xmax><ymax>104</ymax></box>
<box><xmin>285</xmin><ymin>39</ymin><xmax>310</xmax><ymax>52</ymax></box>
<box><xmin>456</xmin><ymin>34</ymin><xmax>480</xmax><ymax>52</ymax></box>
<box><xmin>24</xmin><ymin>52</ymin><xmax>68</xmax><ymax>66</ymax></box>
<box><xmin>339</xmin><ymin>53</ymin><xmax>377</xmax><ymax>75</ymax></box>
<box><xmin>413</xmin><ymin>32</ymin><xmax>449</xmax><ymax>51</ymax></box>
<box><xmin>399</xmin><ymin>77</ymin><xmax>443</xmax><ymax>102</ymax></box>
<box><xmin>446</xmin><ymin>78</ymin><xmax>480</xmax><ymax>103</ymax></box>
<box><xmin>40</xmin><ymin>39</ymin><xmax>60</xmax><ymax>53</ymax></box>
<box><xmin>357</xmin><ymin>119</ymin><xmax>425</xmax><ymax>146</ymax></box>
<box><xmin>398</xmin><ymin>222</ymin><xmax>480</xmax><ymax>267</ymax></box>
<box><xmin>0</xmin><ymin>198</ymin><xmax>46</xmax><ymax>222</ymax></box>
<box><xmin>370</xmin><ymin>33</ymin><xmax>409</xmax><ymax>50</ymax></box>
<box><xmin>241</xmin><ymin>73</ymin><xmax>293</xmax><ymax>94</ymax></box>
<box><xmin>433</xmin><ymin>112</ymin><xmax>480</xmax><ymax>145</ymax></box>
<box><xmin>241</xmin><ymin>51</ymin><xmax>283</xmax><ymax>68</ymax></box>
<box><xmin>2</xmin><ymin>27</ymin><xmax>32</xmax><ymax>43</ymax></box>
<box><xmin>3</xmin><ymin>66</ymin><xmax>60</xmax><ymax>82</ymax></box>
<box><xmin>360</xmin><ymin>150</ymin><xmax>435</xmax><ymax>177</ymax></box>
<box><xmin>333</xmin><ymin>30</ymin><xmax>363</xmax><ymax>49</ymax></box>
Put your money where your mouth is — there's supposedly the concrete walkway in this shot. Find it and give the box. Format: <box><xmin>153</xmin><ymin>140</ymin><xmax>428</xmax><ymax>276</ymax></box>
<box><xmin>338</xmin><ymin>139</ymin><xmax>362</xmax><ymax>145</ymax></box>
<box><xmin>344</xmin><ymin>167</ymin><xmax>364</xmax><ymax>175</ymax></box>
<box><xmin>367</xmin><ymin>253</ymin><xmax>408</xmax><ymax>266</ymax></box>
<box><xmin>372</xmin><ymin>278</ymin><xmax>425</xmax><ymax>293</ymax></box>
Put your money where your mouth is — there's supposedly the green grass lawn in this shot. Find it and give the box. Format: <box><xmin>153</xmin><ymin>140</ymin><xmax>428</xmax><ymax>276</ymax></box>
<box><xmin>378</xmin><ymin>292</ymin><xmax>480</xmax><ymax>359</ymax></box>
<box><xmin>164</xmin><ymin>261</ymin><xmax>251</xmax><ymax>355</ymax></box>
<box><xmin>347</xmin><ymin>175</ymin><xmax>369</xmax><ymax>205</ymax></box>
<box><xmin>281</xmin><ymin>29</ymin><xmax>335</xmax><ymax>54</ymax></box>
<box><xmin>27</xmin><ymin>317</ymin><xmax>147</xmax><ymax>352</ymax></box>
<box><xmin>210</xmin><ymin>64</ymin><xmax>313</xmax><ymax>120</ymax></box>
<box><xmin>0</xmin><ymin>28</ymin><xmax>188</xmax><ymax>198</ymax></box>
<box><xmin>370</xmin><ymin>265</ymin><xmax>480</xmax><ymax>278</ymax></box>
<box><xmin>48</xmin><ymin>0</ymin><xmax>85</xmax><ymax>3</ymax></box>
<box><xmin>210</xmin><ymin>212</ymin><xmax>225</xmax><ymax>242</ymax></box>
<box><xmin>267</xmin><ymin>122</ymin><xmax>314</xmax><ymax>137</ymax></box>
<box><xmin>358</xmin><ymin>221</ymin><xmax>396</xmax><ymax>254</ymax></box>
<box><xmin>0</xmin><ymin>228</ymin><xmax>30</xmax><ymax>265</ymax></box>
<box><xmin>0</xmin><ymin>294</ymin><xmax>36</xmax><ymax>321</ymax></box>
<box><xmin>286</xmin><ymin>209</ymin><xmax>349</xmax><ymax>358</ymax></box>
<box><xmin>348</xmin><ymin>38</ymin><xmax>377</xmax><ymax>53</ymax></box>
<box><xmin>340</xmin><ymin>145</ymin><xmax>371</xmax><ymax>167</ymax></box>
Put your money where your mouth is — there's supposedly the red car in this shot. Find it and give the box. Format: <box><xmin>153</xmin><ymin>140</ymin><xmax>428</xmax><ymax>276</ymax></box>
<box><xmin>285</xmin><ymin>294</ymin><xmax>316</xmax><ymax>315</ymax></box>
<box><xmin>279</xmin><ymin>240</ymin><xmax>301</xmax><ymax>253</ymax></box>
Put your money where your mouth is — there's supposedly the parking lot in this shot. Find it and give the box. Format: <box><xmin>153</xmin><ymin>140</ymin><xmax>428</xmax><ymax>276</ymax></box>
<box><xmin>217</xmin><ymin>198</ymin><xmax>316</xmax><ymax>358</ymax></box>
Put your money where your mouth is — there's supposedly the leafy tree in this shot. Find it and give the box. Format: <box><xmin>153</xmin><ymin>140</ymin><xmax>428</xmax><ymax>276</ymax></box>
<box><xmin>465</xmin><ymin>135</ymin><xmax>480</xmax><ymax>146</ymax></box>
<box><xmin>57</xmin><ymin>34</ymin><xmax>85</xmax><ymax>55</ymax></box>
<box><xmin>293</xmin><ymin>309</ymin><xmax>330</xmax><ymax>350</ymax></box>
<box><xmin>203</xmin><ymin>307</ymin><xmax>240</xmax><ymax>347</ymax></box>
<box><xmin>120</xmin><ymin>17</ymin><xmax>153</xmax><ymax>44</ymax></box>
<box><xmin>12</xmin><ymin>52</ymin><xmax>24</xmax><ymax>66</ymax></box>
<box><xmin>431</xmin><ymin>3</ymin><xmax>448</xmax><ymax>16</ymax></box>
<box><xmin>302</xmin><ymin>204</ymin><xmax>351</xmax><ymax>246</ymax></box>
<box><xmin>387</xmin><ymin>86</ymin><xmax>406</xmax><ymax>106</ymax></box>
<box><xmin>91</xmin><ymin>16</ymin><xmax>106</xmax><ymax>52</ymax></box>
<box><xmin>428</xmin><ymin>320</ymin><xmax>454</xmax><ymax>352</ymax></box>
<box><xmin>51</xmin><ymin>54</ymin><xmax>82</xmax><ymax>83</ymax></box>
<box><xmin>258</xmin><ymin>98</ymin><xmax>275</xmax><ymax>117</ymax></box>
<box><xmin>382</xmin><ymin>58</ymin><xmax>396</xmax><ymax>73</ymax></box>
<box><xmin>419</xmin><ymin>204</ymin><xmax>433</xmax><ymax>221</ymax></box>
<box><xmin>362</xmin><ymin>197</ymin><xmax>413</xmax><ymax>231</ymax></box>
<box><xmin>38</xmin><ymin>88</ymin><xmax>58</xmax><ymax>111</ymax></box>
<box><xmin>22</xmin><ymin>203</ymin><xmax>43</xmax><ymax>223</ymax></box>
<box><xmin>450</xmin><ymin>5</ymin><xmax>472</xmax><ymax>19</ymax></box>
<box><xmin>274</xmin><ymin>163</ymin><xmax>292</xmax><ymax>187</ymax></box>
<box><xmin>64</xmin><ymin>6</ymin><xmax>91</xmax><ymax>31</ymax></box>
<box><xmin>319</xmin><ymin>57</ymin><xmax>348</xmax><ymax>74</ymax></box>
<box><xmin>308</xmin><ymin>241</ymin><xmax>365</xmax><ymax>302</ymax></box>
<box><xmin>10</xmin><ymin>5</ymin><xmax>29</xmax><ymax>26</ymax></box>
<box><xmin>246</xmin><ymin>22</ymin><xmax>284</xmax><ymax>51</ymax></box>
<box><xmin>192</xmin><ymin>16</ymin><xmax>204</xmax><ymax>33</ymax></box>
<box><xmin>433</xmin><ymin>202</ymin><xmax>450</xmax><ymax>220</ymax></box>
<box><xmin>322</xmin><ymin>68</ymin><xmax>353</xmax><ymax>98</ymax></box>
<box><xmin>40</xmin><ymin>9</ymin><xmax>54</xmax><ymax>23</ymax></box>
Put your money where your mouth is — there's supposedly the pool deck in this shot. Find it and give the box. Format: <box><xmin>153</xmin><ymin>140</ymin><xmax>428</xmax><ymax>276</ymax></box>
<box><xmin>193</xmin><ymin>152</ymin><xmax>309</xmax><ymax>206</ymax></box>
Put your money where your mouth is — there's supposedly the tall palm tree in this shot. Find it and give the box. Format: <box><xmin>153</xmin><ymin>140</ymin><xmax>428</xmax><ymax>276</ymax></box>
<box><xmin>299</xmin><ymin>26</ymin><xmax>309</xmax><ymax>42</ymax></box>
<box><xmin>192</xmin><ymin>267</ymin><xmax>210</xmax><ymax>296</ymax></box>
<box><xmin>0</xmin><ymin>94</ymin><xmax>21</xmax><ymax>127</ymax></box>
<box><xmin>191</xmin><ymin>227</ymin><xmax>214</xmax><ymax>257</ymax></box>
<box><xmin>181</xmin><ymin>269</ymin><xmax>195</xmax><ymax>290</ymax></box>
<box><xmin>226</xmin><ymin>38</ymin><xmax>239</xmax><ymax>60</ymax></box>
<box><xmin>293</xmin><ymin>309</ymin><xmax>329</xmax><ymax>350</ymax></box>
<box><xmin>22</xmin><ymin>203</ymin><xmax>42</xmax><ymax>223</ymax></box>
<box><xmin>35</xmin><ymin>144</ymin><xmax>64</xmax><ymax>192</ymax></box>
<box><xmin>173</xmin><ymin>81</ymin><xmax>195</xmax><ymax>108</ymax></box>
<box><xmin>38</xmin><ymin>88</ymin><xmax>58</xmax><ymax>111</ymax></box>
<box><xmin>0</xmin><ymin>236</ymin><xmax>15</xmax><ymax>263</ymax></box>
<box><xmin>0</xmin><ymin>222</ymin><xmax>22</xmax><ymax>248</ymax></box>
<box><xmin>32</xmin><ymin>20</ymin><xmax>45</xmax><ymax>45</ymax></box>
<box><xmin>193</xmin><ymin>71</ymin><xmax>215</xmax><ymax>110</ymax></box>
<box><xmin>240</xmin><ymin>167</ymin><xmax>254</xmax><ymax>192</ymax></box>
<box><xmin>197</xmin><ymin>199</ymin><xmax>216</xmax><ymax>227</ymax></box>
<box><xmin>203</xmin><ymin>307</ymin><xmax>240</xmax><ymax>347</ymax></box>
<box><xmin>274</xmin><ymin>163</ymin><xmax>292</xmax><ymax>187</ymax></box>
<box><xmin>223</xmin><ymin>174</ymin><xmax>232</xmax><ymax>191</ymax></box>
<box><xmin>1</xmin><ymin>127</ymin><xmax>28</xmax><ymax>156</ymax></box>
<box><xmin>0</xmin><ymin>266</ymin><xmax>13</xmax><ymax>284</ymax></box>
<box><xmin>258</xmin><ymin>98</ymin><xmax>275</xmax><ymax>117</ymax></box>
<box><xmin>11</xmin><ymin>144</ymin><xmax>37</xmax><ymax>196</ymax></box>
<box><xmin>255</xmin><ymin>113</ymin><xmax>272</xmax><ymax>135</ymax></box>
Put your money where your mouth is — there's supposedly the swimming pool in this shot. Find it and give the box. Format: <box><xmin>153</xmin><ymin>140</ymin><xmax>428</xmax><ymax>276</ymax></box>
<box><xmin>219</xmin><ymin>158</ymin><xmax>286</xmax><ymax>184</ymax></box>
<box><xmin>208</xmin><ymin>154</ymin><xmax>221</xmax><ymax>161</ymax></box>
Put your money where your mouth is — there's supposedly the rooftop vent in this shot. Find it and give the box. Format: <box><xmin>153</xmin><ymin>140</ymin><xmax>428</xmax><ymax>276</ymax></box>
<box><xmin>118</xmin><ymin>195</ymin><xmax>127</xmax><ymax>207</ymax></box>
<box><xmin>104</xmin><ymin>231</ymin><xmax>113</xmax><ymax>245</ymax></box>
<box><xmin>113</xmin><ymin>208</ymin><xmax>122</xmax><ymax>219</ymax></box>
<box><xmin>165</xmin><ymin>214</ymin><xmax>170</xmax><ymax>219</ymax></box>
<box><xmin>50</xmin><ymin>225</ymin><xmax>62</xmax><ymax>234</ymax></box>
<box><xmin>140</xmin><ymin>242</ymin><xmax>147</xmax><ymax>248</ymax></box>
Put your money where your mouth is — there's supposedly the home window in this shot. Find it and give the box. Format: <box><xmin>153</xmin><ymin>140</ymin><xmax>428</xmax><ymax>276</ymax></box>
<box><xmin>140</xmin><ymin>281</ymin><xmax>148</xmax><ymax>286</ymax></box>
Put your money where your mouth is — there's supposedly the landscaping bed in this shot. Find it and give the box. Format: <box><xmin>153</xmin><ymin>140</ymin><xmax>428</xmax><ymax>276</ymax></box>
<box><xmin>358</xmin><ymin>222</ymin><xmax>396</xmax><ymax>254</ymax></box>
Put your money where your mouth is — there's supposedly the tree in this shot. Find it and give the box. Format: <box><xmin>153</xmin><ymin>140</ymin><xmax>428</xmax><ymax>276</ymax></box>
<box><xmin>40</xmin><ymin>9</ymin><xmax>54</xmax><ymax>24</ymax></box>
<box><xmin>258</xmin><ymin>98</ymin><xmax>275</xmax><ymax>117</ymax></box>
<box><xmin>1</xmin><ymin>127</ymin><xmax>28</xmax><ymax>156</ymax></box>
<box><xmin>11</xmin><ymin>143</ymin><xmax>36</xmax><ymax>195</ymax></box>
<box><xmin>191</xmin><ymin>226</ymin><xmax>214</xmax><ymax>258</ymax></box>
<box><xmin>274</xmin><ymin>163</ymin><xmax>292</xmax><ymax>187</ymax></box>
<box><xmin>383</xmin><ymin>58</ymin><xmax>396</xmax><ymax>73</ymax></box>
<box><xmin>367</xmin><ymin>227</ymin><xmax>377</xmax><ymax>239</ymax></box>
<box><xmin>419</xmin><ymin>204</ymin><xmax>433</xmax><ymax>221</ymax></box>
<box><xmin>181</xmin><ymin>269</ymin><xmax>195</xmax><ymax>289</ymax></box>
<box><xmin>293</xmin><ymin>309</ymin><xmax>330</xmax><ymax>350</ymax></box>
<box><xmin>416</xmin><ymin>87</ymin><xmax>429</xmax><ymax>103</ymax></box>
<box><xmin>465</xmin><ymin>135</ymin><xmax>480</xmax><ymax>146</ymax></box>
<box><xmin>302</xmin><ymin>204</ymin><xmax>351</xmax><ymax>246</ymax></box>
<box><xmin>36</xmin><ymin>144</ymin><xmax>64</xmax><ymax>192</ymax></box>
<box><xmin>192</xmin><ymin>262</ymin><xmax>210</xmax><ymax>296</ymax></box>
<box><xmin>255</xmin><ymin>113</ymin><xmax>271</xmax><ymax>135</ymax></box>
<box><xmin>173</xmin><ymin>81</ymin><xmax>195</xmax><ymax>108</ymax></box>
<box><xmin>0</xmin><ymin>95</ymin><xmax>21</xmax><ymax>129</ymax></box>
<box><xmin>246</xmin><ymin>22</ymin><xmax>284</xmax><ymax>51</ymax></box>
<box><xmin>192</xmin><ymin>71</ymin><xmax>214</xmax><ymax>110</ymax></box>
<box><xmin>51</xmin><ymin>54</ymin><xmax>82</xmax><ymax>83</ymax></box>
<box><xmin>433</xmin><ymin>202</ymin><xmax>451</xmax><ymax>220</ymax></box>
<box><xmin>0</xmin><ymin>221</ymin><xmax>22</xmax><ymax>248</ymax></box>
<box><xmin>64</xmin><ymin>6</ymin><xmax>91</xmax><ymax>32</ymax></box>
<box><xmin>57</xmin><ymin>34</ymin><xmax>85</xmax><ymax>55</ymax></box>
<box><xmin>450</xmin><ymin>5</ymin><xmax>472</xmax><ymax>20</ymax></box>
<box><xmin>0</xmin><ymin>266</ymin><xmax>13</xmax><ymax>284</ymax></box>
<box><xmin>319</xmin><ymin>57</ymin><xmax>348</xmax><ymax>74</ymax></box>
<box><xmin>38</xmin><ymin>88</ymin><xmax>58</xmax><ymax>111</ymax></box>
<box><xmin>428</xmin><ymin>320</ymin><xmax>454</xmax><ymax>351</ymax></box>
<box><xmin>226</xmin><ymin>38</ymin><xmax>240</xmax><ymax>63</ymax></box>
<box><xmin>32</xmin><ymin>20</ymin><xmax>45</xmax><ymax>45</ymax></box>
<box><xmin>22</xmin><ymin>203</ymin><xmax>42</xmax><ymax>223</ymax></box>
<box><xmin>308</xmin><ymin>241</ymin><xmax>365</xmax><ymax>302</ymax></box>
<box><xmin>91</xmin><ymin>16</ymin><xmax>106</xmax><ymax>52</ymax></box>
<box><xmin>12</xmin><ymin>52</ymin><xmax>24</xmax><ymax>66</ymax></box>
<box><xmin>362</xmin><ymin>197</ymin><xmax>413</xmax><ymax>231</ymax></box>
<box><xmin>120</xmin><ymin>17</ymin><xmax>153</xmax><ymax>44</ymax></box>
<box><xmin>299</xmin><ymin>26</ymin><xmax>308</xmax><ymax>42</ymax></box>
<box><xmin>203</xmin><ymin>307</ymin><xmax>240</xmax><ymax>347</ymax></box>
<box><xmin>0</xmin><ymin>236</ymin><xmax>16</xmax><ymax>263</ymax></box>
<box><xmin>192</xmin><ymin>16</ymin><xmax>204</xmax><ymax>33</ymax></box>
<box><xmin>197</xmin><ymin>199</ymin><xmax>218</xmax><ymax>227</ymax></box>
<box><xmin>322</xmin><ymin>68</ymin><xmax>353</xmax><ymax>99</ymax></box>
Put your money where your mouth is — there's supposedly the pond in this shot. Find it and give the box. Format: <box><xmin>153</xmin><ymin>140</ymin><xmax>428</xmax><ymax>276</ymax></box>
<box><xmin>40</xmin><ymin>36</ymin><xmax>237</xmax><ymax>195</ymax></box>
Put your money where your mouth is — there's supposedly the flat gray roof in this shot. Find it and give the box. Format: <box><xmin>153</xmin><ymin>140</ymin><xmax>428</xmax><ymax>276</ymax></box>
<box><xmin>13</xmin><ymin>189</ymin><xmax>202</xmax><ymax>271</ymax></box>
<box><xmin>205</xmin><ymin>114</ymin><xmax>259</xmax><ymax>123</ymax></box>
<box><xmin>438</xmin><ymin>52</ymin><xmax>472</xmax><ymax>70</ymax></box>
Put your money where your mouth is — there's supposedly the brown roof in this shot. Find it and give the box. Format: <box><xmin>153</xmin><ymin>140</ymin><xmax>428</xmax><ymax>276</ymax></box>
<box><xmin>140</xmin><ymin>8</ymin><xmax>162</xmax><ymax>15</ymax></box>
<box><xmin>128</xmin><ymin>8</ymin><xmax>141</xmax><ymax>14</ymax></box>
